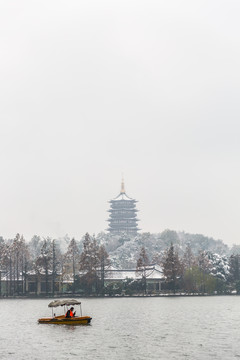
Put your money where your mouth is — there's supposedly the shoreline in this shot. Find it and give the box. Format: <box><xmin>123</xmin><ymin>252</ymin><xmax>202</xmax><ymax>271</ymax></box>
<box><xmin>0</xmin><ymin>293</ymin><xmax>238</xmax><ymax>299</ymax></box>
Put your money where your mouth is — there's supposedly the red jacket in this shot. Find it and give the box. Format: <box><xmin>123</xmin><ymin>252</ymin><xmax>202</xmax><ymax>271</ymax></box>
<box><xmin>65</xmin><ymin>309</ymin><xmax>74</xmax><ymax>318</ymax></box>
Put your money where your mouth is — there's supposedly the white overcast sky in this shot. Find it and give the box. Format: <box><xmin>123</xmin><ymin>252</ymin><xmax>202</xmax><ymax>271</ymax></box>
<box><xmin>0</xmin><ymin>0</ymin><xmax>240</xmax><ymax>245</ymax></box>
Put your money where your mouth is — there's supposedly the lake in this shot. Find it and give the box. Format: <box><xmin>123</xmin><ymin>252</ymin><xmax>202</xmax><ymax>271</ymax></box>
<box><xmin>0</xmin><ymin>296</ymin><xmax>239</xmax><ymax>359</ymax></box>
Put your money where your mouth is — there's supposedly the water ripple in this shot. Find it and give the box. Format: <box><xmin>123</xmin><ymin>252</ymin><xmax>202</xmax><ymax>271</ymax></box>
<box><xmin>0</xmin><ymin>297</ymin><xmax>240</xmax><ymax>359</ymax></box>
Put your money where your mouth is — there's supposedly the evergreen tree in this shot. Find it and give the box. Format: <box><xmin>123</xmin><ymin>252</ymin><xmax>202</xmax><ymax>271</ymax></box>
<box><xmin>52</xmin><ymin>240</ymin><xmax>56</xmax><ymax>296</ymax></box>
<box><xmin>198</xmin><ymin>251</ymin><xmax>210</xmax><ymax>272</ymax></box>
<box><xmin>3</xmin><ymin>242</ymin><xmax>15</xmax><ymax>296</ymax></box>
<box><xmin>162</xmin><ymin>243</ymin><xmax>183</xmax><ymax>293</ymax></box>
<box><xmin>197</xmin><ymin>251</ymin><xmax>210</xmax><ymax>293</ymax></box>
<box><xmin>79</xmin><ymin>233</ymin><xmax>100</xmax><ymax>294</ymax></box>
<box><xmin>229</xmin><ymin>254</ymin><xmax>240</xmax><ymax>283</ymax></box>
<box><xmin>136</xmin><ymin>246</ymin><xmax>150</xmax><ymax>293</ymax></box>
<box><xmin>19</xmin><ymin>235</ymin><xmax>30</xmax><ymax>294</ymax></box>
<box><xmin>65</xmin><ymin>237</ymin><xmax>80</xmax><ymax>294</ymax></box>
<box><xmin>0</xmin><ymin>239</ymin><xmax>5</xmax><ymax>296</ymax></box>
<box><xmin>52</xmin><ymin>240</ymin><xmax>62</xmax><ymax>295</ymax></box>
<box><xmin>98</xmin><ymin>244</ymin><xmax>110</xmax><ymax>295</ymax></box>
<box><xmin>12</xmin><ymin>233</ymin><xmax>21</xmax><ymax>294</ymax></box>
<box><xmin>0</xmin><ymin>242</ymin><xmax>12</xmax><ymax>295</ymax></box>
<box><xmin>79</xmin><ymin>234</ymin><xmax>110</xmax><ymax>295</ymax></box>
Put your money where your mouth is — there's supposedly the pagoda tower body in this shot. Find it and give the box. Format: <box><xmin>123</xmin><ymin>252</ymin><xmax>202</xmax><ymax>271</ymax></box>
<box><xmin>107</xmin><ymin>180</ymin><xmax>140</xmax><ymax>236</ymax></box>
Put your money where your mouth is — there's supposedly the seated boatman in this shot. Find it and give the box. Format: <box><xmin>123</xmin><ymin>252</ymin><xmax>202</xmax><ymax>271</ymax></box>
<box><xmin>65</xmin><ymin>307</ymin><xmax>76</xmax><ymax>318</ymax></box>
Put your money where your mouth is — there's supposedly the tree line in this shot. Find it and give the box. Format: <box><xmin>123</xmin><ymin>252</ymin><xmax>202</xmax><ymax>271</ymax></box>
<box><xmin>0</xmin><ymin>233</ymin><xmax>240</xmax><ymax>296</ymax></box>
<box><xmin>0</xmin><ymin>233</ymin><xmax>110</xmax><ymax>296</ymax></box>
<box><xmin>135</xmin><ymin>243</ymin><xmax>240</xmax><ymax>295</ymax></box>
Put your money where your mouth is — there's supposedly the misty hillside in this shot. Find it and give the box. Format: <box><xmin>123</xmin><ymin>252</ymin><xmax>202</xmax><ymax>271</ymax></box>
<box><xmin>95</xmin><ymin>230</ymin><xmax>230</xmax><ymax>269</ymax></box>
<box><xmin>25</xmin><ymin>229</ymin><xmax>233</xmax><ymax>271</ymax></box>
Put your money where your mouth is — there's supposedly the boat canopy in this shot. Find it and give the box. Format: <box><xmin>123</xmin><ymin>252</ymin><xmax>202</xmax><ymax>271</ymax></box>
<box><xmin>48</xmin><ymin>299</ymin><xmax>81</xmax><ymax>308</ymax></box>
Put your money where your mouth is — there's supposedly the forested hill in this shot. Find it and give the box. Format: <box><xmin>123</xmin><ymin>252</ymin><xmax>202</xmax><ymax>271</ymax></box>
<box><xmin>1</xmin><ymin>229</ymin><xmax>235</xmax><ymax>272</ymax></box>
<box><xmin>96</xmin><ymin>230</ymin><xmax>231</xmax><ymax>269</ymax></box>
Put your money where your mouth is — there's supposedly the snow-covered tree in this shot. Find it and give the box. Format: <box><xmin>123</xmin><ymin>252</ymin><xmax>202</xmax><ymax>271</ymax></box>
<box><xmin>35</xmin><ymin>238</ymin><xmax>53</xmax><ymax>295</ymax></box>
<box><xmin>79</xmin><ymin>233</ymin><xmax>110</xmax><ymax>294</ymax></box>
<box><xmin>29</xmin><ymin>235</ymin><xmax>43</xmax><ymax>259</ymax></box>
<box><xmin>183</xmin><ymin>244</ymin><xmax>196</xmax><ymax>270</ymax></box>
<box><xmin>207</xmin><ymin>252</ymin><xmax>229</xmax><ymax>281</ymax></box>
<box><xmin>79</xmin><ymin>233</ymin><xmax>100</xmax><ymax>294</ymax></box>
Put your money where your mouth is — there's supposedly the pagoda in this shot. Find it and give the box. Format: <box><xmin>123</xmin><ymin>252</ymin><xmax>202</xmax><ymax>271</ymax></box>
<box><xmin>107</xmin><ymin>180</ymin><xmax>140</xmax><ymax>236</ymax></box>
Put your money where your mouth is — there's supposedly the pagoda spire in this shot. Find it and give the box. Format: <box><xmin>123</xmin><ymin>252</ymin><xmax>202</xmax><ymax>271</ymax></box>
<box><xmin>120</xmin><ymin>177</ymin><xmax>125</xmax><ymax>194</ymax></box>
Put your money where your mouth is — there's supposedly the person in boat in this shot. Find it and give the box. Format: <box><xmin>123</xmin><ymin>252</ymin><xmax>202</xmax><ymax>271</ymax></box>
<box><xmin>65</xmin><ymin>307</ymin><xmax>76</xmax><ymax>318</ymax></box>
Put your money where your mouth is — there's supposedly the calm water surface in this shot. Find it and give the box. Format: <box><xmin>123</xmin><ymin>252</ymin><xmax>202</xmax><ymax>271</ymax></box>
<box><xmin>0</xmin><ymin>296</ymin><xmax>239</xmax><ymax>359</ymax></box>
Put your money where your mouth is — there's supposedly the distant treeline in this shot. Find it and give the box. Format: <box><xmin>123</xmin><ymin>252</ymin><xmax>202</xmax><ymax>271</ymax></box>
<box><xmin>136</xmin><ymin>243</ymin><xmax>239</xmax><ymax>295</ymax></box>
<box><xmin>0</xmin><ymin>233</ymin><xmax>110</xmax><ymax>296</ymax></box>
<box><xmin>0</xmin><ymin>231</ymin><xmax>239</xmax><ymax>296</ymax></box>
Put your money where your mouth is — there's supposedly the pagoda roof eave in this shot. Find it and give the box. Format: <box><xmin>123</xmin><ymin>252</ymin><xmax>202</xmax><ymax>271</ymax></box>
<box><xmin>109</xmin><ymin>207</ymin><xmax>138</xmax><ymax>211</ymax></box>
<box><xmin>107</xmin><ymin>226</ymin><xmax>141</xmax><ymax>230</ymax></box>
<box><xmin>109</xmin><ymin>200</ymin><xmax>137</xmax><ymax>204</ymax></box>
<box><xmin>113</xmin><ymin>192</ymin><xmax>133</xmax><ymax>200</ymax></box>
<box><xmin>109</xmin><ymin>191</ymin><xmax>137</xmax><ymax>202</ymax></box>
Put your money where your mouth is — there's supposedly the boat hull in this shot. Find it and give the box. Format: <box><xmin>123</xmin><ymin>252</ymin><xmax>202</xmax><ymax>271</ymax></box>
<box><xmin>38</xmin><ymin>315</ymin><xmax>92</xmax><ymax>325</ymax></box>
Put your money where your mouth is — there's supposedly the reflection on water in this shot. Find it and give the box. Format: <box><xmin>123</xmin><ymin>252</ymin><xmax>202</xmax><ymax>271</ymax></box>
<box><xmin>63</xmin><ymin>325</ymin><xmax>79</xmax><ymax>331</ymax></box>
<box><xmin>0</xmin><ymin>296</ymin><xmax>240</xmax><ymax>359</ymax></box>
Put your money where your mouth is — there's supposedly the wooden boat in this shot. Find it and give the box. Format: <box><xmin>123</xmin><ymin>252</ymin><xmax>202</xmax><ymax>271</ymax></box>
<box><xmin>38</xmin><ymin>299</ymin><xmax>92</xmax><ymax>325</ymax></box>
<box><xmin>38</xmin><ymin>315</ymin><xmax>92</xmax><ymax>325</ymax></box>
